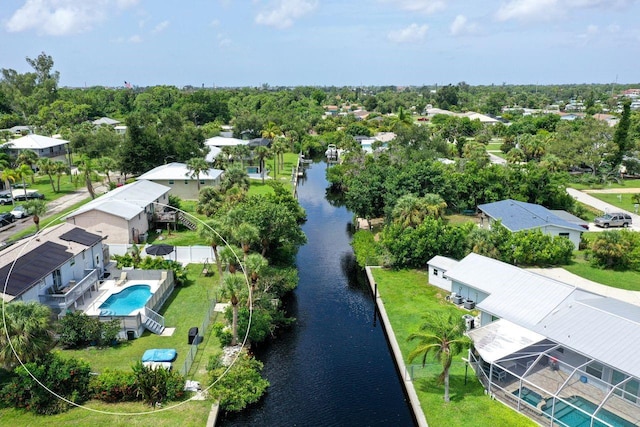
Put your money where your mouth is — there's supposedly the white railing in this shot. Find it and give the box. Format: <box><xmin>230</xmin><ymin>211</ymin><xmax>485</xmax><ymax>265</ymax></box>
<box><xmin>143</xmin><ymin>306</ymin><xmax>165</xmax><ymax>330</ymax></box>
<box><xmin>39</xmin><ymin>269</ymin><xmax>99</xmax><ymax>311</ymax></box>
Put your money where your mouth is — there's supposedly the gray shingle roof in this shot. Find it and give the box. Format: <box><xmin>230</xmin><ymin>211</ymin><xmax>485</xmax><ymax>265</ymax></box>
<box><xmin>478</xmin><ymin>199</ymin><xmax>585</xmax><ymax>232</ymax></box>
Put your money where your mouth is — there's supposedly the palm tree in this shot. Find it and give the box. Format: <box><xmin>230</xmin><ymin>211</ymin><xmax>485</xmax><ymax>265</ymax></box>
<box><xmin>222</xmin><ymin>272</ymin><xmax>246</xmax><ymax>346</ymax></box>
<box><xmin>24</xmin><ymin>199</ymin><xmax>47</xmax><ymax>232</ymax></box>
<box><xmin>390</xmin><ymin>106</ymin><xmax>414</xmax><ymax>131</ymax></box>
<box><xmin>78</xmin><ymin>156</ymin><xmax>97</xmax><ymax>199</ymax></box>
<box><xmin>37</xmin><ymin>157</ymin><xmax>56</xmax><ymax>192</ymax></box>
<box><xmin>271</xmin><ymin>137</ymin><xmax>288</xmax><ymax>174</ymax></box>
<box><xmin>391</xmin><ymin>194</ymin><xmax>428</xmax><ymax>228</ymax></box>
<box><xmin>96</xmin><ymin>156</ymin><xmax>118</xmax><ymax>185</ymax></box>
<box><xmin>15</xmin><ymin>164</ymin><xmax>33</xmax><ymax>200</ymax></box>
<box><xmin>219</xmin><ymin>245</ymin><xmax>242</xmax><ymax>274</ymax></box>
<box><xmin>221</xmin><ymin>164</ymin><xmax>250</xmax><ymax>193</ymax></box>
<box><xmin>16</xmin><ymin>150</ymin><xmax>38</xmax><ymax>183</ymax></box>
<box><xmin>234</xmin><ymin>222</ymin><xmax>259</xmax><ymax>263</ymax></box>
<box><xmin>408</xmin><ymin>312</ymin><xmax>470</xmax><ymax>403</ymax></box>
<box><xmin>53</xmin><ymin>160</ymin><xmax>70</xmax><ymax>192</ymax></box>
<box><xmin>197</xmin><ymin>218</ymin><xmax>227</xmax><ymax>285</ymax></box>
<box><xmin>261</xmin><ymin>121</ymin><xmax>281</xmax><ymax>141</ymax></box>
<box><xmin>245</xmin><ymin>252</ymin><xmax>268</xmax><ymax>289</ymax></box>
<box><xmin>0</xmin><ymin>301</ymin><xmax>54</xmax><ymax>369</ymax></box>
<box><xmin>186</xmin><ymin>157</ymin><xmax>209</xmax><ymax>192</ymax></box>
<box><xmin>252</xmin><ymin>145</ymin><xmax>269</xmax><ymax>183</ymax></box>
<box><xmin>1</xmin><ymin>168</ymin><xmax>17</xmax><ymax>204</ymax></box>
<box><xmin>423</xmin><ymin>193</ymin><xmax>447</xmax><ymax>219</ymax></box>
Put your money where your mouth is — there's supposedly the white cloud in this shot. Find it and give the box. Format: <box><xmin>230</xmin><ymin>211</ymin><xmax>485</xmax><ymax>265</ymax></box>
<box><xmin>217</xmin><ymin>33</ymin><xmax>231</xmax><ymax>48</ymax></box>
<box><xmin>383</xmin><ymin>0</ymin><xmax>447</xmax><ymax>14</ymax></box>
<box><xmin>210</xmin><ymin>19</ymin><xmax>220</xmax><ymax>27</ymax></box>
<box><xmin>450</xmin><ymin>14</ymin><xmax>478</xmax><ymax>36</ymax></box>
<box><xmin>586</xmin><ymin>24</ymin><xmax>598</xmax><ymax>34</ymax></box>
<box><xmin>5</xmin><ymin>0</ymin><xmax>139</xmax><ymax>36</ymax></box>
<box><xmin>387</xmin><ymin>23</ymin><xmax>428</xmax><ymax>43</ymax></box>
<box><xmin>495</xmin><ymin>0</ymin><xmax>634</xmax><ymax>22</ymax></box>
<box><xmin>152</xmin><ymin>20</ymin><xmax>170</xmax><ymax>34</ymax></box>
<box><xmin>129</xmin><ymin>34</ymin><xmax>142</xmax><ymax>43</ymax></box>
<box><xmin>255</xmin><ymin>0</ymin><xmax>318</xmax><ymax>29</ymax></box>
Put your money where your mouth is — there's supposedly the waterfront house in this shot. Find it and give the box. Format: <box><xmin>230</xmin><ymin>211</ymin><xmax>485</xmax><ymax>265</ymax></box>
<box><xmin>443</xmin><ymin>253</ymin><xmax>640</xmax><ymax>426</ymax></box>
<box><xmin>0</xmin><ymin>223</ymin><xmax>105</xmax><ymax>316</ymax></box>
<box><xmin>136</xmin><ymin>162</ymin><xmax>223</xmax><ymax>200</ymax></box>
<box><xmin>477</xmin><ymin>199</ymin><xmax>584</xmax><ymax>250</ymax></box>
<box><xmin>65</xmin><ymin>180</ymin><xmax>170</xmax><ymax>244</ymax></box>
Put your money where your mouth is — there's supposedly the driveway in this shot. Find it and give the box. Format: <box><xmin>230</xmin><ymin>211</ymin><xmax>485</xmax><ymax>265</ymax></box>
<box><xmin>566</xmin><ymin>188</ymin><xmax>640</xmax><ymax>232</ymax></box>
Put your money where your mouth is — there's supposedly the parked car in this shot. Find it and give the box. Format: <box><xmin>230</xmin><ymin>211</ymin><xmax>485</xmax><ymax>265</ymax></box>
<box><xmin>0</xmin><ymin>192</ymin><xmax>12</xmax><ymax>205</ymax></box>
<box><xmin>13</xmin><ymin>191</ymin><xmax>45</xmax><ymax>201</ymax></box>
<box><xmin>594</xmin><ymin>212</ymin><xmax>632</xmax><ymax>228</ymax></box>
<box><xmin>9</xmin><ymin>205</ymin><xmax>28</xmax><ymax>219</ymax></box>
<box><xmin>0</xmin><ymin>212</ymin><xmax>14</xmax><ymax>226</ymax></box>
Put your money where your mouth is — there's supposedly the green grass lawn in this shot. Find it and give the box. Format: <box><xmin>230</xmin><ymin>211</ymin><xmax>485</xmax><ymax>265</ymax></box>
<box><xmin>371</xmin><ymin>268</ymin><xmax>536</xmax><ymax>427</ymax></box>
<box><xmin>570</xmin><ymin>179</ymin><xmax>640</xmax><ymax>190</ymax></box>
<box><xmin>0</xmin><ymin>264</ymin><xmax>222</xmax><ymax>426</ymax></box>
<box><xmin>62</xmin><ymin>264</ymin><xmax>222</xmax><ymax>382</ymax></box>
<box><xmin>585</xmin><ymin>192</ymin><xmax>640</xmax><ymax>214</ymax></box>
<box><xmin>564</xmin><ymin>252</ymin><xmax>640</xmax><ymax>291</ymax></box>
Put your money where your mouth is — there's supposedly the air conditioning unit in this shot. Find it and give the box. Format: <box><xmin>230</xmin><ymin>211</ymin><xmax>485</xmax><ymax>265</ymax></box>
<box><xmin>464</xmin><ymin>300</ymin><xmax>475</xmax><ymax>310</ymax></box>
<box><xmin>453</xmin><ymin>295</ymin><xmax>464</xmax><ymax>305</ymax></box>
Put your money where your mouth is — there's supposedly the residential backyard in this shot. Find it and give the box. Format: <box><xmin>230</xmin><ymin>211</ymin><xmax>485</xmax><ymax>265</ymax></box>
<box><xmin>0</xmin><ymin>264</ymin><xmax>222</xmax><ymax>425</ymax></box>
<box><xmin>371</xmin><ymin>268</ymin><xmax>536</xmax><ymax>427</ymax></box>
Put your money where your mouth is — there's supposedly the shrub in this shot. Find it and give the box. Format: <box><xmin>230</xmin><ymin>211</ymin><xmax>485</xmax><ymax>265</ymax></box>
<box><xmin>132</xmin><ymin>361</ymin><xmax>185</xmax><ymax>405</ymax></box>
<box><xmin>90</xmin><ymin>369</ymin><xmax>137</xmax><ymax>402</ymax></box>
<box><xmin>0</xmin><ymin>353</ymin><xmax>91</xmax><ymax>414</ymax></box>
<box><xmin>212</xmin><ymin>322</ymin><xmax>233</xmax><ymax>347</ymax></box>
<box><xmin>207</xmin><ymin>353</ymin><xmax>269</xmax><ymax>412</ymax></box>
<box><xmin>58</xmin><ymin>312</ymin><xmax>120</xmax><ymax>348</ymax></box>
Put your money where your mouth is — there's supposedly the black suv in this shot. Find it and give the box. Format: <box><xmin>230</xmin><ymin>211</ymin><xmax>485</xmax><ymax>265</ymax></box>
<box><xmin>13</xmin><ymin>191</ymin><xmax>45</xmax><ymax>201</ymax></box>
<box><xmin>0</xmin><ymin>212</ymin><xmax>14</xmax><ymax>226</ymax></box>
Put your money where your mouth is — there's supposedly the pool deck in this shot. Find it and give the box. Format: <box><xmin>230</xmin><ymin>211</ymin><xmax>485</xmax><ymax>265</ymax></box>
<box><xmin>79</xmin><ymin>278</ymin><xmax>162</xmax><ymax>316</ymax></box>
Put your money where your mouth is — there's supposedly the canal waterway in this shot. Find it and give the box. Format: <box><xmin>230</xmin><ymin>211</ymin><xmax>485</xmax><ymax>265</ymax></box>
<box><xmin>221</xmin><ymin>161</ymin><xmax>415</xmax><ymax>426</ymax></box>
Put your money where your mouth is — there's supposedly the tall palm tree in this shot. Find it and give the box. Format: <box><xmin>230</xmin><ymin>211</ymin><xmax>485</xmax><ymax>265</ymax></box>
<box><xmin>1</xmin><ymin>168</ymin><xmax>17</xmax><ymax>204</ymax></box>
<box><xmin>16</xmin><ymin>150</ymin><xmax>38</xmax><ymax>183</ymax></box>
<box><xmin>271</xmin><ymin>137</ymin><xmax>288</xmax><ymax>174</ymax></box>
<box><xmin>408</xmin><ymin>312</ymin><xmax>470</xmax><ymax>403</ymax></box>
<box><xmin>219</xmin><ymin>245</ymin><xmax>242</xmax><ymax>274</ymax></box>
<box><xmin>186</xmin><ymin>157</ymin><xmax>209</xmax><ymax>192</ymax></box>
<box><xmin>53</xmin><ymin>160</ymin><xmax>70</xmax><ymax>192</ymax></box>
<box><xmin>391</xmin><ymin>194</ymin><xmax>428</xmax><ymax>228</ymax></box>
<box><xmin>37</xmin><ymin>157</ymin><xmax>56</xmax><ymax>192</ymax></box>
<box><xmin>0</xmin><ymin>301</ymin><xmax>54</xmax><ymax>369</ymax></box>
<box><xmin>261</xmin><ymin>121</ymin><xmax>281</xmax><ymax>141</ymax></box>
<box><xmin>222</xmin><ymin>272</ymin><xmax>246</xmax><ymax>346</ymax></box>
<box><xmin>252</xmin><ymin>145</ymin><xmax>269</xmax><ymax>184</ymax></box>
<box><xmin>24</xmin><ymin>199</ymin><xmax>47</xmax><ymax>232</ymax></box>
<box><xmin>15</xmin><ymin>164</ymin><xmax>33</xmax><ymax>200</ymax></box>
<box><xmin>245</xmin><ymin>252</ymin><xmax>268</xmax><ymax>289</ymax></box>
<box><xmin>197</xmin><ymin>218</ymin><xmax>227</xmax><ymax>285</ymax></box>
<box><xmin>78</xmin><ymin>156</ymin><xmax>97</xmax><ymax>199</ymax></box>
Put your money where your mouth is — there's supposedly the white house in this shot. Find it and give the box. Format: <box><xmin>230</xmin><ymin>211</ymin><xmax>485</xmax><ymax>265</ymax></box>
<box><xmin>442</xmin><ymin>253</ymin><xmax>640</xmax><ymax>426</ymax></box>
<box><xmin>1</xmin><ymin>134</ymin><xmax>70</xmax><ymax>163</ymax></box>
<box><xmin>477</xmin><ymin>199</ymin><xmax>585</xmax><ymax>250</ymax></box>
<box><xmin>0</xmin><ymin>223</ymin><xmax>105</xmax><ymax>315</ymax></box>
<box><xmin>427</xmin><ymin>255</ymin><xmax>457</xmax><ymax>291</ymax></box>
<box><xmin>65</xmin><ymin>180</ymin><xmax>170</xmax><ymax>244</ymax></box>
<box><xmin>136</xmin><ymin>162</ymin><xmax>223</xmax><ymax>200</ymax></box>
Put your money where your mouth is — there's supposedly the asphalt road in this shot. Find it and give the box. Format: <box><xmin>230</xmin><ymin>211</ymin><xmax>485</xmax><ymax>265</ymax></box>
<box><xmin>566</xmin><ymin>187</ymin><xmax>640</xmax><ymax>232</ymax></box>
<box><xmin>0</xmin><ymin>182</ymin><xmax>108</xmax><ymax>244</ymax></box>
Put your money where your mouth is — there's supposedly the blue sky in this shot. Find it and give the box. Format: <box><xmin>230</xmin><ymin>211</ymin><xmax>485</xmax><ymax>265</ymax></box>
<box><xmin>1</xmin><ymin>0</ymin><xmax>639</xmax><ymax>88</ymax></box>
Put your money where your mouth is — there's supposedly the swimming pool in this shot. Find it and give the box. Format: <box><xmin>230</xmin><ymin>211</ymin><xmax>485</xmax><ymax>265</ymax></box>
<box><xmin>513</xmin><ymin>387</ymin><xmax>543</xmax><ymax>407</ymax></box>
<box><xmin>99</xmin><ymin>285</ymin><xmax>152</xmax><ymax>316</ymax></box>
<box><xmin>542</xmin><ymin>396</ymin><xmax>635</xmax><ymax>427</ymax></box>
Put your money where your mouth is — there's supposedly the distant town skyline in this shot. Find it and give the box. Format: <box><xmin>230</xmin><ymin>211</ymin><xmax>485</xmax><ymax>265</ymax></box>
<box><xmin>1</xmin><ymin>0</ymin><xmax>640</xmax><ymax>88</ymax></box>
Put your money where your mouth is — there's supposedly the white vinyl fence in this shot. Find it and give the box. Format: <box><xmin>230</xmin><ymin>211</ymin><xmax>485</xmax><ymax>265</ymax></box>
<box><xmin>108</xmin><ymin>244</ymin><xmax>215</xmax><ymax>265</ymax></box>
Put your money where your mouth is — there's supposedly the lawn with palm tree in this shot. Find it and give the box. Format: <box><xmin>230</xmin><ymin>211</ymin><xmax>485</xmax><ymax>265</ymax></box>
<box><xmin>371</xmin><ymin>268</ymin><xmax>535</xmax><ymax>427</ymax></box>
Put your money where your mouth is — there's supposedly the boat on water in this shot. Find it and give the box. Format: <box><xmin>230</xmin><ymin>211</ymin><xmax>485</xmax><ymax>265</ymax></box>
<box><xmin>325</xmin><ymin>144</ymin><xmax>339</xmax><ymax>162</ymax></box>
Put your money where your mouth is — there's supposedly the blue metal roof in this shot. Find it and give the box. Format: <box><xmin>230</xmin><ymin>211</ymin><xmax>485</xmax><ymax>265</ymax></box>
<box><xmin>477</xmin><ymin>199</ymin><xmax>585</xmax><ymax>232</ymax></box>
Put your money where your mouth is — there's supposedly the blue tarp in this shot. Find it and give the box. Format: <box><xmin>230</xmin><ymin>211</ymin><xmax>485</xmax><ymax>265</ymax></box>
<box><xmin>141</xmin><ymin>348</ymin><xmax>177</xmax><ymax>362</ymax></box>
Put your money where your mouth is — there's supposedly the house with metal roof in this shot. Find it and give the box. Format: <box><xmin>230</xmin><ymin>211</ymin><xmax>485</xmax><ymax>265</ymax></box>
<box><xmin>136</xmin><ymin>162</ymin><xmax>223</xmax><ymax>200</ymax></box>
<box><xmin>478</xmin><ymin>199</ymin><xmax>585</xmax><ymax>249</ymax></box>
<box><xmin>92</xmin><ymin>117</ymin><xmax>121</xmax><ymax>126</ymax></box>
<box><xmin>444</xmin><ymin>253</ymin><xmax>640</xmax><ymax>426</ymax></box>
<box><xmin>65</xmin><ymin>180</ymin><xmax>170</xmax><ymax>244</ymax></box>
<box><xmin>0</xmin><ymin>223</ymin><xmax>105</xmax><ymax>315</ymax></box>
<box><xmin>1</xmin><ymin>134</ymin><xmax>70</xmax><ymax>162</ymax></box>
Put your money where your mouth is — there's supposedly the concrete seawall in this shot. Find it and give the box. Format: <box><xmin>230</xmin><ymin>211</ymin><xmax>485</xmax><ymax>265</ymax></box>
<box><xmin>365</xmin><ymin>266</ymin><xmax>429</xmax><ymax>427</ymax></box>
